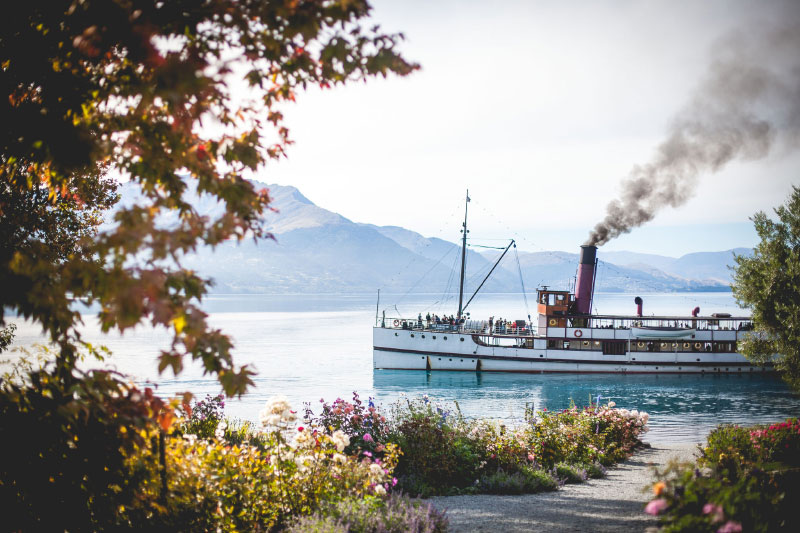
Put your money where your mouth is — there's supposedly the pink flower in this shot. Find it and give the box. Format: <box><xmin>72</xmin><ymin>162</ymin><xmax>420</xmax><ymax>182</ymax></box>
<box><xmin>297</xmin><ymin>426</ymin><xmax>304</xmax><ymax>432</ymax></box>
<box><xmin>528</xmin><ymin>454</ymin><xmax>535</xmax><ymax>461</ymax></box>
<box><xmin>717</xmin><ymin>521</ymin><xmax>742</xmax><ymax>533</ymax></box>
<box><xmin>363</xmin><ymin>433</ymin><xmax>373</xmax><ymax>442</ymax></box>
<box><xmin>644</xmin><ymin>498</ymin><xmax>668</xmax><ymax>516</ymax></box>
<box><xmin>703</xmin><ymin>503</ymin><xmax>724</xmax><ymax>523</ymax></box>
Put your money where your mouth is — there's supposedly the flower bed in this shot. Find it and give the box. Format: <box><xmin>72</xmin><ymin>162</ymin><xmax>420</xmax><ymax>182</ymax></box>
<box><xmin>1</xmin><ymin>370</ymin><xmax>650</xmax><ymax>531</ymax></box>
<box><xmin>645</xmin><ymin>418</ymin><xmax>800</xmax><ymax>533</ymax></box>
<box><xmin>306</xmin><ymin>394</ymin><xmax>649</xmax><ymax>497</ymax></box>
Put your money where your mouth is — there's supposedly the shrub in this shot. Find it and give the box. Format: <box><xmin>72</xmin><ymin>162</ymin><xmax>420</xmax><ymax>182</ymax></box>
<box><xmin>147</xmin><ymin>398</ymin><xmax>402</xmax><ymax>531</ymax></box>
<box><xmin>555</xmin><ymin>463</ymin><xmax>588</xmax><ymax>484</ymax></box>
<box><xmin>477</xmin><ymin>466</ymin><xmax>558</xmax><ymax>495</ymax></box>
<box><xmin>0</xmin><ymin>366</ymin><xmax>174</xmax><ymax>532</ymax></box>
<box><xmin>584</xmin><ymin>461</ymin><xmax>607</xmax><ymax>479</ymax></box>
<box><xmin>647</xmin><ymin>419</ymin><xmax>800</xmax><ymax>533</ymax></box>
<box><xmin>647</xmin><ymin>460</ymin><xmax>793</xmax><ymax>533</ymax></box>
<box><xmin>747</xmin><ymin>418</ymin><xmax>800</xmax><ymax>467</ymax></box>
<box><xmin>388</xmin><ymin>396</ymin><xmax>484</xmax><ymax>492</ymax></box>
<box><xmin>387</xmin><ymin>397</ymin><xmax>647</xmax><ymax>496</ymax></box>
<box><xmin>179</xmin><ymin>393</ymin><xmax>225</xmax><ymax>440</ymax></box>
<box><xmin>529</xmin><ymin>404</ymin><xmax>648</xmax><ymax>468</ymax></box>
<box><xmin>286</xmin><ymin>492</ymin><xmax>448</xmax><ymax>533</ymax></box>
<box><xmin>308</xmin><ymin>393</ymin><xmax>391</xmax><ymax>457</ymax></box>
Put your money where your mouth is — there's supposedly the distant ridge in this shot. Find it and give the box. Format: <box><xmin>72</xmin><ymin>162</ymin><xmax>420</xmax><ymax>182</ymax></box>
<box><xmin>108</xmin><ymin>180</ymin><xmax>746</xmax><ymax>294</ymax></box>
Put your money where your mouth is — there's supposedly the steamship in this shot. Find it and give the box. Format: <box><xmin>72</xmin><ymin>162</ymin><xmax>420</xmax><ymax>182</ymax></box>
<box><xmin>372</xmin><ymin>194</ymin><xmax>769</xmax><ymax>374</ymax></box>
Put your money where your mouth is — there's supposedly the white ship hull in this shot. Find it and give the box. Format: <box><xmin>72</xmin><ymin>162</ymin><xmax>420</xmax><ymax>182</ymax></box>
<box><xmin>373</xmin><ymin>327</ymin><xmax>770</xmax><ymax>374</ymax></box>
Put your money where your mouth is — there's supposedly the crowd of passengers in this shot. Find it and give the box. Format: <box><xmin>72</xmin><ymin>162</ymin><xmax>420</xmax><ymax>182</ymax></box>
<box><xmin>397</xmin><ymin>314</ymin><xmax>528</xmax><ymax>334</ymax></box>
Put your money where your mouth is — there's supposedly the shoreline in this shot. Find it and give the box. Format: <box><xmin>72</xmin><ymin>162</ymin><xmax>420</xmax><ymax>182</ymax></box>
<box><xmin>430</xmin><ymin>442</ymin><xmax>698</xmax><ymax>533</ymax></box>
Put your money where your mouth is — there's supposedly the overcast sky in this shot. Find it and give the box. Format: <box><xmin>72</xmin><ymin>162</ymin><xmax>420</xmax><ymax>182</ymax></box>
<box><xmin>258</xmin><ymin>0</ymin><xmax>799</xmax><ymax>257</ymax></box>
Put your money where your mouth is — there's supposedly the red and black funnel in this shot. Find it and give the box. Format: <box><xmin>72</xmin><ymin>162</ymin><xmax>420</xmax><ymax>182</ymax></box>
<box><xmin>574</xmin><ymin>245</ymin><xmax>597</xmax><ymax>314</ymax></box>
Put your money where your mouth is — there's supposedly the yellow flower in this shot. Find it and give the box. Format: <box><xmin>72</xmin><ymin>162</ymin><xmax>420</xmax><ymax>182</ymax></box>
<box><xmin>653</xmin><ymin>481</ymin><xmax>666</xmax><ymax>496</ymax></box>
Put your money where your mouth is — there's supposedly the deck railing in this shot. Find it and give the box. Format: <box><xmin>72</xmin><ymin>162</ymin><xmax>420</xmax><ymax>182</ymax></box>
<box><xmin>377</xmin><ymin>314</ymin><xmax>753</xmax><ymax>335</ymax></box>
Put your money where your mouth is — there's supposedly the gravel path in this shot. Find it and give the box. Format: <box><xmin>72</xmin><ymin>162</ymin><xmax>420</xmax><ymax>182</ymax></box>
<box><xmin>430</xmin><ymin>443</ymin><xmax>699</xmax><ymax>533</ymax></box>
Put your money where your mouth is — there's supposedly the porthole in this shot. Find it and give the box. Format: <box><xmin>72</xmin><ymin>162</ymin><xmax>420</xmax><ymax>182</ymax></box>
<box><xmin>438</xmin><ymin>357</ymin><xmax>441</xmax><ymax>360</ymax></box>
<box><xmin>410</xmin><ymin>334</ymin><xmax>414</xmax><ymax>338</ymax></box>
<box><xmin>460</xmin><ymin>359</ymin><xmax>463</xmax><ymax>362</ymax></box>
<box><xmin>394</xmin><ymin>332</ymin><xmax>398</xmax><ymax>336</ymax></box>
<box><xmin>594</xmin><ymin>340</ymin><xmax>600</xmax><ymax>346</ymax></box>
<box><xmin>421</xmin><ymin>334</ymin><xmax>425</xmax><ymax>338</ymax></box>
<box><xmin>696</xmin><ymin>358</ymin><xmax>700</xmax><ymax>362</ymax></box>
<box><xmin>638</xmin><ymin>342</ymin><xmax>645</xmax><ymax>348</ymax></box>
<box><xmin>660</xmin><ymin>343</ymin><xmax>667</xmax><ymax>348</ymax></box>
<box><xmin>672</xmin><ymin>343</ymin><xmax>678</xmax><ymax>348</ymax></box>
<box><xmin>460</xmin><ymin>338</ymin><xmax>465</xmax><ymax>342</ymax></box>
<box><xmin>632</xmin><ymin>357</ymin><xmax>636</xmax><ymax>360</ymax></box>
<box><xmin>683</xmin><ymin>343</ymin><xmax>690</xmax><ymax>349</ymax></box>
<box><xmin>432</xmin><ymin>335</ymin><xmax>437</xmax><ymax>339</ymax></box>
<box><xmin>443</xmin><ymin>336</ymin><xmax>448</xmax><ymax>340</ymax></box>
<box><xmin>539</xmin><ymin>354</ymin><xmax>544</xmax><ymax>357</ymax></box>
<box><xmin>449</xmin><ymin>358</ymin><xmax>452</xmax><ymax>361</ymax></box>
<box><xmin>582</xmin><ymin>341</ymin><xmax>589</xmax><ymax>346</ymax></box>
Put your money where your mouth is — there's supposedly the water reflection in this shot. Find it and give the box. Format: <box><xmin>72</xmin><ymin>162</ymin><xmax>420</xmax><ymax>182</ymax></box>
<box><xmin>372</xmin><ymin>371</ymin><xmax>800</xmax><ymax>443</ymax></box>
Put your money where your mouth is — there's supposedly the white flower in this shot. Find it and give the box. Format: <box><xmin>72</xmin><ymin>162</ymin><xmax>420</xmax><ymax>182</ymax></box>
<box><xmin>332</xmin><ymin>453</ymin><xmax>347</xmax><ymax>464</ymax></box>
<box><xmin>373</xmin><ymin>484</ymin><xmax>386</xmax><ymax>496</ymax></box>
<box><xmin>331</xmin><ymin>430</ymin><xmax>350</xmax><ymax>452</ymax></box>
<box><xmin>215</xmin><ymin>420</ymin><xmax>227</xmax><ymax>440</ymax></box>
<box><xmin>607</xmin><ymin>401</ymin><xmax>616</xmax><ymax>408</ymax></box>
<box><xmin>259</xmin><ymin>395</ymin><xmax>296</xmax><ymax>429</ymax></box>
<box><xmin>294</xmin><ymin>454</ymin><xmax>314</xmax><ymax>469</ymax></box>
<box><xmin>293</xmin><ymin>427</ymin><xmax>313</xmax><ymax>447</ymax></box>
<box><xmin>368</xmin><ymin>463</ymin><xmax>386</xmax><ymax>482</ymax></box>
<box><xmin>183</xmin><ymin>434</ymin><xmax>197</xmax><ymax>444</ymax></box>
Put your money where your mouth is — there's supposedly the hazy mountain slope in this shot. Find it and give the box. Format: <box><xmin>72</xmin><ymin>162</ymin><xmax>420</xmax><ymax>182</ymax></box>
<box><xmin>109</xmin><ymin>180</ymin><xmax>741</xmax><ymax>294</ymax></box>
<box><xmin>599</xmin><ymin>251</ymin><xmax>678</xmax><ymax>272</ymax></box>
<box><xmin>666</xmin><ymin>248</ymin><xmax>751</xmax><ymax>283</ymax></box>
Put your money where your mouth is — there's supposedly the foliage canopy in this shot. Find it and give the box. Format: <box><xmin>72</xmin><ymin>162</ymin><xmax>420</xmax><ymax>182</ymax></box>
<box><xmin>0</xmin><ymin>0</ymin><xmax>417</xmax><ymax>395</ymax></box>
<box><xmin>732</xmin><ymin>185</ymin><xmax>800</xmax><ymax>391</ymax></box>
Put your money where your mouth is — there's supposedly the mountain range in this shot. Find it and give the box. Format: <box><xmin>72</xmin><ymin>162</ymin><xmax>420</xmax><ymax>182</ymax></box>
<box><xmin>110</xmin><ymin>180</ymin><xmax>750</xmax><ymax>295</ymax></box>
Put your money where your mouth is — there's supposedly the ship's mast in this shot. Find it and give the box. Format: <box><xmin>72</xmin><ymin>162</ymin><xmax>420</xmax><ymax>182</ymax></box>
<box><xmin>457</xmin><ymin>190</ymin><xmax>470</xmax><ymax>319</ymax></box>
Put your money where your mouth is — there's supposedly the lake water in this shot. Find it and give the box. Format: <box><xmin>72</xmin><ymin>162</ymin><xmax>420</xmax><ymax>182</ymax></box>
<box><xmin>7</xmin><ymin>292</ymin><xmax>800</xmax><ymax>443</ymax></box>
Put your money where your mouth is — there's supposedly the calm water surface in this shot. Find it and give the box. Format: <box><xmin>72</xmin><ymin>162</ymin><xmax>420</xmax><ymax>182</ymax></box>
<box><xmin>8</xmin><ymin>292</ymin><xmax>800</xmax><ymax>443</ymax></box>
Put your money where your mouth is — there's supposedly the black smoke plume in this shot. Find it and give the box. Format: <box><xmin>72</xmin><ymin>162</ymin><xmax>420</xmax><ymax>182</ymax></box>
<box><xmin>587</xmin><ymin>12</ymin><xmax>800</xmax><ymax>246</ymax></box>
